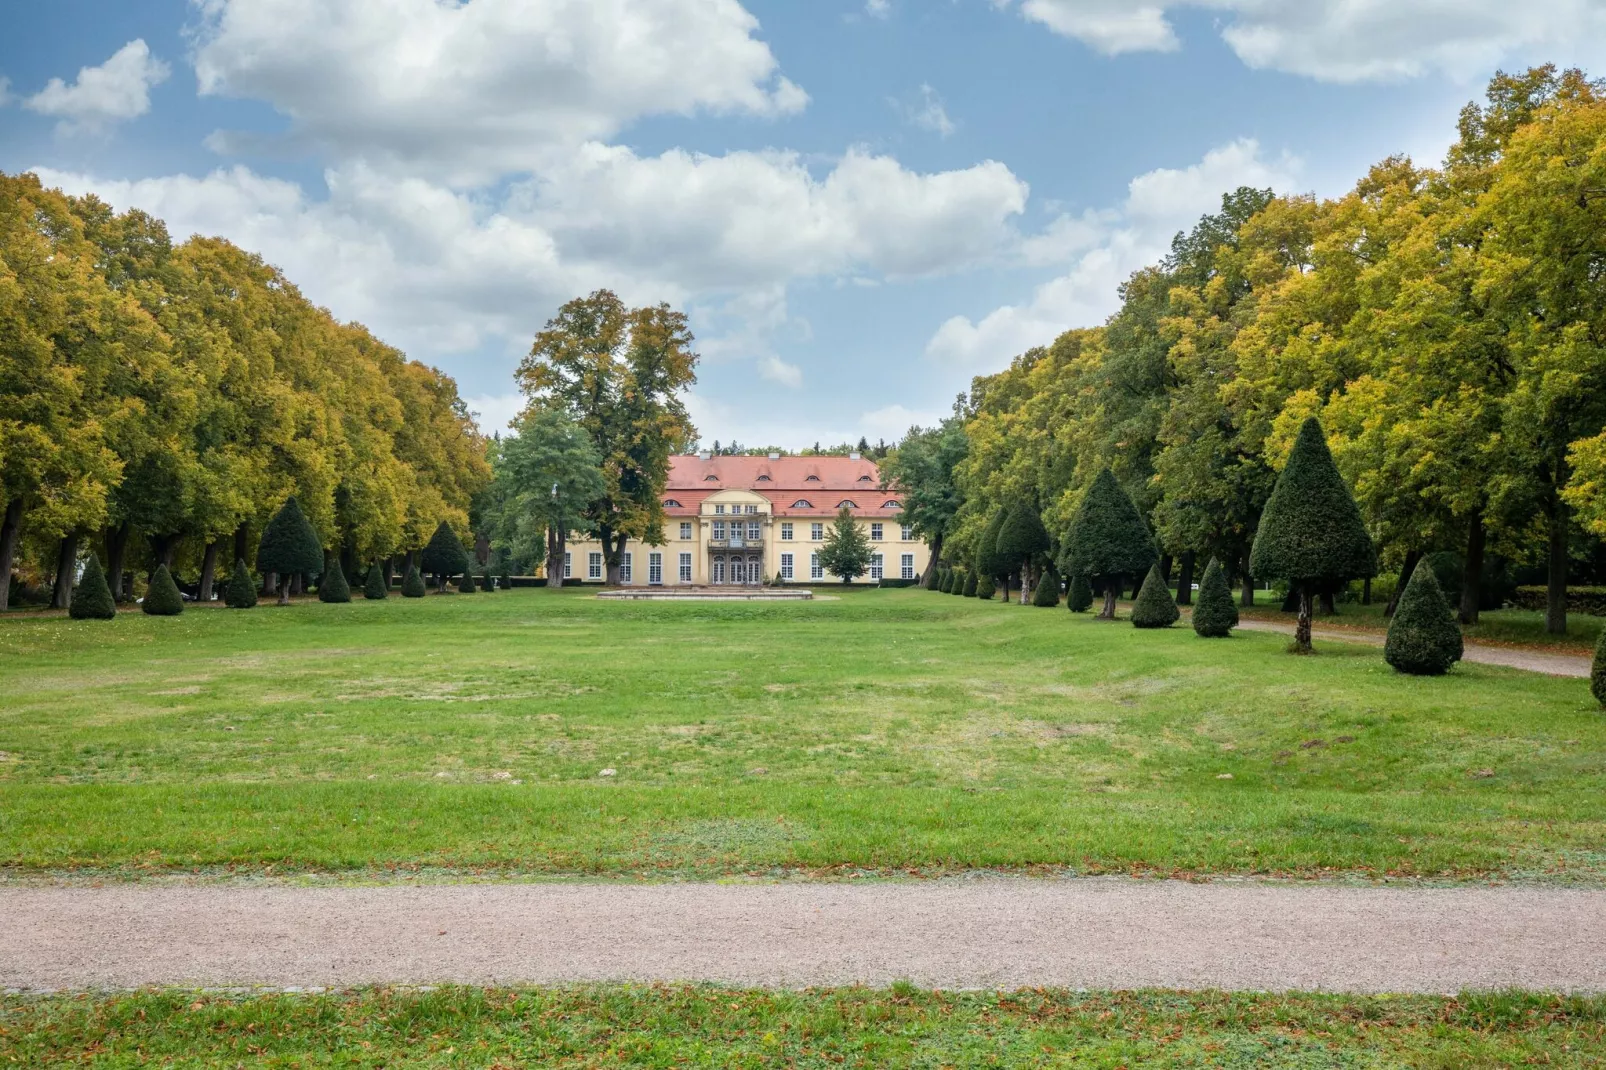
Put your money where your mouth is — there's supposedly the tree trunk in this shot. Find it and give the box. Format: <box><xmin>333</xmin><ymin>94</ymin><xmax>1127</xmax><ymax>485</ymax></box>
<box><xmin>546</xmin><ymin>527</ymin><xmax>566</xmax><ymax>589</ymax></box>
<box><xmin>1239</xmin><ymin>543</ymin><xmax>1255</xmax><ymax>607</ymax></box>
<box><xmin>923</xmin><ymin>534</ymin><xmax>944</xmax><ymax>589</ymax></box>
<box><xmin>233</xmin><ymin>525</ymin><xmax>250</xmax><ymax>570</ymax></box>
<box><xmin>1460</xmin><ymin>508</ymin><xmax>1486</xmax><ymax>627</ymax></box>
<box><xmin>1318</xmin><ymin>587</ymin><xmax>1337</xmax><ymax>616</ymax></box>
<box><xmin>1280</xmin><ymin>587</ymin><xmax>1300</xmax><ymax>613</ymax></box>
<box><xmin>606</xmin><ymin>532</ymin><xmax>626</xmax><ymax>587</ymax></box>
<box><xmin>1176</xmin><ymin>551</ymin><xmax>1195</xmax><ymax>606</ymax></box>
<box><xmin>1362</xmin><ymin>577</ymin><xmax>1372</xmax><ymax>606</ymax></box>
<box><xmin>0</xmin><ymin>497</ymin><xmax>20</xmax><ymax>612</ymax></box>
<box><xmin>383</xmin><ymin>556</ymin><xmax>395</xmax><ymax>588</ymax></box>
<box><xmin>106</xmin><ymin>523</ymin><xmax>131</xmax><ymax>601</ymax></box>
<box><xmin>1385</xmin><ymin>550</ymin><xmax>1421</xmax><ymax>617</ymax></box>
<box><xmin>291</xmin><ymin>572</ymin><xmax>305</xmax><ymax>596</ymax></box>
<box><xmin>1294</xmin><ymin>586</ymin><xmax>1313</xmax><ymax>653</ymax></box>
<box><xmin>263</xmin><ymin>571</ymin><xmax>277</xmax><ymax>597</ymax></box>
<box><xmin>199</xmin><ymin>540</ymin><xmax>221</xmax><ymax>602</ymax></box>
<box><xmin>1159</xmin><ymin>554</ymin><xmax>1173</xmax><ymax>586</ymax></box>
<box><xmin>1546</xmin><ymin>497</ymin><xmax>1569</xmax><ymax>636</ymax></box>
<box><xmin>277</xmin><ymin>574</ymin><xmax>290</xmax><ymax>606</ymax></box>
<box><xmin>1018</xmin><ymin>562</ymin><xmax>1033</xmax><ymax>605</ymax></box>
<box><xmin>1098</xmin><ymin>579</ymin><xmax>1118</xmax><ymax>620</ymax></box>
<box><xmin>51</xmin><ymin>532</ymin><xmax>80</xmax><ymax>609</ymax></box>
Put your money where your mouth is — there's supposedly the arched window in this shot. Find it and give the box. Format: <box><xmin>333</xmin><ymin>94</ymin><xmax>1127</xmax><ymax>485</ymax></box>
<box><xmin>704</xmin><ymin>474</ymin><xmax>719</xmax><ymax>481</ymax></box>
<box><xmin>837</xmin><ymin>500</ymin><xmax>858</xmax><ymax>509</ymax></box>
<box><xmin>756</xmin><ymin>474</ymin><xmax>772</xmax><ymax>481</ymax></box>
<box><xmin>857</xmin><ymin>474</ymin><xmax>874</xmax><ymax>482</ymax></box>
<box><xmin>804</xmin><ymin>474</ymin><xmax>821</xmax><ymax>482</ymax></box>
<box><xmin>882</xmin><ymin>500</ymin><xmax>901</xmax><ymax>509</ymax></box>
<box><xmin>791</xmin><ymin>499</ymin><xmax>813</xmax><ymax>508</ymax></box>
<box><xmin>663</xmin><ymin>499</ymin><xmax>684</xmax><ymax>508</ymax></box>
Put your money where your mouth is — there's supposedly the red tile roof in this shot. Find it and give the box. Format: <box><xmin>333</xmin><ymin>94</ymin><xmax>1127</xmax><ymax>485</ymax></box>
<box><xmin>660</xmin><ymin>455</ymin><xmax>905</xmax><ymax>518</ymax></box>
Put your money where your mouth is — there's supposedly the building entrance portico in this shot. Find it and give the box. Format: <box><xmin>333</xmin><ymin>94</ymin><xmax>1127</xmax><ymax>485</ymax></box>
<box><xmin>703</xmin><ymin>488</ymin><xmax>769</xmax><ymax>586</ymax></box>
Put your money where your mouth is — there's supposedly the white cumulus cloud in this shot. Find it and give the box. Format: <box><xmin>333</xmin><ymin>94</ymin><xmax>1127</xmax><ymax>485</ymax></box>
<box><xmin>24</xmin><ymin>39</ymin><xmax>170</xmax><ymax>133</ymax></box>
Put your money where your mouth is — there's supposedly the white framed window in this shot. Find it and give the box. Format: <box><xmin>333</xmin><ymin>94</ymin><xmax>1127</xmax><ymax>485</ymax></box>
<box><xmin>563</xmin><ymin>552</ymin><xmax>572</xmax><ymax>579</ymax></box>
<box><xmin>714</xmin><ymin>504</ymin><xmax>726</xmax><ymax>514</ymax></box>
<box><xmin>901</xmin><ymin>553</ymin><xmax>915</xmax><ymax>580</ymax></box>
<box><xmin>747</xmin><ymin>521</ymin><xmax>761</xmax><ymax>540</ymax></box>
<box><xmin>870</xmin><ymin>553</ymin><xmax>884</xmax><ymax>581</ymax></box>
<box><xmin>870</xmin><ymin>523</ymin><xmax>884</xmax><ymax>541</ymax></box>
<box><xmin>649</xmin><ymin>552</ymin><xmax>663</xmax><ymax>585</ymax></box>
<box><xmin>781</xmin><ymin>523</ymin><xmax>793</xmax><ymax>541</ymax></box>
<box><xmin>809</xmin><ymin>553</ymin><xmax>823</xmax><ymax>580</ymax></box>
<box><xmin>712</xmin><ymin>556</ymin><xmax>725</xmax><ymax>584</ymax></box>
<box><xmin>679</xmin><ymin>552</ymin><xmax>693</xmax><ymax>583</ymax></box>
<box><xmin>745</xmin><ymin>504</ymin><xmax>759</xmax><ymax>515</ymax></box>
<box><xmin>622</xmin><ymin>552</ymin><xmax>633</xmax><ymax>584</ymax></box>
<box><xmin>901</xmin><ymin>524</ymin><xmax>913</xmax><ymax>540</ymax></box>
<box><xmin>781</xmin><ymin>552</ymin><xmax>794</xmax><ymax>580</ymax></box>
<box><xmin>810</xmin><ymin>523</ymin><xmax>824</xmax><ymax>541</ymax></box>
<box><xmin>679</xmin><ymin>522</ymin><xmax>692</xmax><ymax>541</ymax></box>
<box><xmin>588</xmin><ymin>552</ymin><xmax>603</xmax><ymax>580</ymax></box>
<box><xmin>712</xmin><ymin>520</ymin><xmax>726</xmax><ymax>540</ymax></box>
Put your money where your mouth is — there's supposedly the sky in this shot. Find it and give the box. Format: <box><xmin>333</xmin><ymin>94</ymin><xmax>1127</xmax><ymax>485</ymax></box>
<box><xmin>3</xmin><ymin>0</ymin><xmax>1604</xmax><ymax>449</ymax></box>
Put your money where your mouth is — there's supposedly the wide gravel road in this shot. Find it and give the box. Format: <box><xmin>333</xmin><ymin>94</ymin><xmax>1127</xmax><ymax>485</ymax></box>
<box><xmin>5</xmin><ymin>880</ymin><xmax>1604</xmax><ymax>993</ymax></box>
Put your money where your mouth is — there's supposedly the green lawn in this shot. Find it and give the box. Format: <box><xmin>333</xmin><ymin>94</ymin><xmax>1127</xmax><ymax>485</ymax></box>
<box><xmin>6</xmin><ymin>986</ymin><xmax>1605</xmax><ymax>1068</ymax></box>
<box><xmin>1233</xmin><ymin>598</ymin><xmax>1605</xmax><ymax>655</ymax></box>
<box><xmin>2</xmin><ymin>587</ymin><xmax>1603</xmax><ymax>880</ymax></box>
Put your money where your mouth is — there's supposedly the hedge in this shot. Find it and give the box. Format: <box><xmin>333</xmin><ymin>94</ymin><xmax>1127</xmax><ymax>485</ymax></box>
<box><xmin>1511</xmin><ymin>587</ymin><xmax>1606</xmax><ymax>616</ymax></box>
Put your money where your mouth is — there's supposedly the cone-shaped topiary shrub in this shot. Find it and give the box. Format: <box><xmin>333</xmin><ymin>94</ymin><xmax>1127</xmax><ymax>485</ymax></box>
<box><xmin>480</xmin><ymin>567</ymin><xmax>494</xmax><ymax>592</ymax></box>
<box><xmin>1250</xmin><ymin>418</ymin><xmax>1376</xmax><ymax>652</ymax></box>
<box><xmin>949</xmin><ymin>569</ymin><xmax>966</xmax><ymax>594</ymax></box>
<box><xmin>1384</xmin><ymin>559</ymin><xmax>1463</xmax><ymax>675</ymax></box>
<box><xmin>975</xmin><ymin>573</ymin><xmax>996</xmax><ymax>600</ymax></box>
<box><xmin>318</xmin><ymin>559</ymin><xmax>351</xmax><ymax>603</ymax></box>
<box><xmin>364</xmin><ymin>562</ymin><xmax>388</xmax><ymax>600</ymax></box>
<box><xmin>499</xmin><ymin>568</ymin><xmax>512</xmax><ymax>591</ymax></box>
<box><xmin>1061</xmin><ymin>469</ymin><xmax>1158</xmax><ymax>619</ymax></box>
<box><xmin>1192</xmin><ymin>556</ymin><xmax>1238</xmax><ymax>637</ymax></box>
<box><xmin>938</xmin><ymin>568</ymin><xmax>951</xmax><ymax>592</ymax></box>
<box><xmin>975</xmin><ymin>510</ymin><xmax>1008</xmax><ymax>585</ymax></box>
<box><xmin>1067</xmin><ymin>573</ymin><xmax>1093</xmax><ymax>613</ymax></box>
<box><xmin>1032</xmin><ymin>567</ymin><xmax>1061</xmax><ymax>607</ymax></box>
<box><xmin>1131</xmin><ymin>564</ymin><xmax>1180</xmax><ymax>629</ymax></box>
<box><xmin>224</xmin><ymin>559</ymin><xmax>257</xmax><ymax>609</ymax></box>
<box><xmin>401</xmin><ymin>565</ymin><xmax>427</xmax><ymax>598</ymax></box>
<box><xmin>1592</xmin><ymin>627</ymin><xmax>1606</xmax><ymax>709</ymax></box>
<box><xmin>962</xmin><ymin>571</ymin><xmax>978</xmax><ymax>597</ymax></box>
<box><xmin>422</xmin><ymin>521</ymin><xmax>470</xmax><ymax>588</ymax></box>
<box><xmin>142</xmin><ymin>564</ymin><xmax>184</xmax><ymax>616</ymax></box>
<box><xmin>458</xmin><ymin>568</ymin><xmax>477</xmax><ymax>594</ymax></box>
<box><xmin>998</xmin><ymin>504</ymin><xmax>1050</xmax><ymax>589</ymax></box>
<box><xmin>70</xmin><ymin>555</ymin><xmax>116</xmax><ymax>620</ymax></box>
<box><xmin>258</xmin><ymin>496</ymin><xmax>324</xmax><ymax>605</ymax></box>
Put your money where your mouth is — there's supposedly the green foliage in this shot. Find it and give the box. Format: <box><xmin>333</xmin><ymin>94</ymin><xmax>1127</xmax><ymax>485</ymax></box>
<box><xmin>975</xmin><ymin>573</ymin><xmax>996</xmax><ymax>600</ymax></box>
<box><xmin>486</xmin><ymin>406</ymin><xmax>607</xmax><ymax>575</ymax></box>
<box><xmin>318</xmin><ymin>560</ymin><xmax>351</xmax><ymax>604</ymax></box>
<box><xmin>363</xmin><ymin>563</ymin><xmax>388</xmax><ymax>600</ymax></box>
<box><xmin>973</xmin><ymin>510</ymin><xmax>1009</xmax><ymax>582</ymax></box>
<box><xmin>1385</xmin><ymin>560</ymin><xmax>1465</xmax><ymax>676</ymax></box>
<box><xmin>1250</xmin><ymin>419</ymin><xmax>1376</xmax><ymax>587</ymax></box>
<box><xmin>421</xmin><ymin>520</ymin><xmax>470</xmax><ymax>580</ymax></box>
<box><xmin>257</xmin><ymin>497</ymin><xmax>324</xmax><ymax>580</ymax></box>
<box><xmin>482</xmin><ymin>567</ymin><xmax>495</xmax><ymax>593</ymax></box>
<box><xmin>141</xmin><ymin>564</ymin><xmax>183</xmax><ymax>616</ymax></box>
<box><xmin>997</xmin><ymin>503</ymin><xmax>1050</xmax><ymax>569</ymax></box>
<box><xmin>1067</xmin><ymin>573</ymin><xmax>1093</xmax><ymax>613</ymax></box>
<box><xmin>882</xmin><ymin>415</ymin><xmax>969</xmax><ymax>556</ymax></box>
<box><xmin>1594</xmin><ymin>628</ymin><xmax>1606</xmax><ymax>709</ymax></box>
<box><xmin>1131</xmin><ymin>564</ymin><xmax>1180</xmax><ymax>628</ymax></box>
<box><xmin>1192</xmin><ymin>557</ymin><xmax>1238</xmax><ymax>637</ymax></box>
<box><xmin>457</xmin><ymin>568</ymin><xmax>477</xmax><ymax>594</ymax></box>
<box><xmin>949</xmin><ymin>569</ymin><xmax>967</xmax><ymax>595</ymax></box>
<box><xmin>1032</xmin><ymin>567</ymin><xmax>1060</xmax><ymax>607</ymax></box>
<box><xmin>401</xmin><ymin>565</ymin><xmax>426</xmax><ymax>598</ymax></box>
<box><xmin>1060</xmin><ymin>469</ymin><xmax>1157</xmax><ymax>581</ymax></box>
<box><xmin>224</xmin><ymin>559</ymin><xmax>257</xmax><ymax>609</ymax></box>
<box><xmin>818</xmin><ymin>507</ymin><xmax>874</xmax><ymax>583</ymax></box>
<box><xmin>962</xmin><ymin>571</ymin><xmax>978</xmax><ymax>597</ymax></box>
<box><xmin>68</xmin><ymin>555</ymin><xmax>115</xmax><ymax>620</ymax></box>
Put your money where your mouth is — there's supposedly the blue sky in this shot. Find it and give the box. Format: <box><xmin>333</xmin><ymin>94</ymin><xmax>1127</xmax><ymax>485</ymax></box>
<box><xmin>3</xmin><ymin>0</ymin><xmax>1601</xmax><ymax>448</ymax></box>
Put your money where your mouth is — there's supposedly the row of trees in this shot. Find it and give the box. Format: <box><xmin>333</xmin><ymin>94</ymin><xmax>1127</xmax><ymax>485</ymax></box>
<box><xmin>886</xmin><ymin>67</ymin><xmax>1606</xmax><ymax>637</ymax></box>
<box><xmin>0</xmin><ymin>172</ymin><xmax>490</xmax><ymax>611</ymax></box>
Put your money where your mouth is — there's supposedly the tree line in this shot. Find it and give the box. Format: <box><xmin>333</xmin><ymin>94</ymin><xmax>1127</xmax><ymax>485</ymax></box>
<box><xmin>0</xmin><ymin>172</ymin><xmax>489</xmax><ymax>610</ymax></box>
<box><xmin>887</xmin><ymin>67</ymin><xmax>1606</xmax><ymax>637</ymax></box>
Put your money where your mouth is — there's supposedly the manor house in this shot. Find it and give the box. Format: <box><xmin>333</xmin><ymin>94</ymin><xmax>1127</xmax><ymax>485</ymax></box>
<box><xmin>562</xmin><ymin>452</ymin><xmax>931</xmax><ymax>586</ymax></box>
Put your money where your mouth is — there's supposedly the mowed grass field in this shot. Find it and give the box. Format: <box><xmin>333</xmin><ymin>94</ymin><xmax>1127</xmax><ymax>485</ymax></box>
<box><xmin>2</xmin><ymin>587</ymin><xmax>1603</xmax><ymax>880</ymax></box>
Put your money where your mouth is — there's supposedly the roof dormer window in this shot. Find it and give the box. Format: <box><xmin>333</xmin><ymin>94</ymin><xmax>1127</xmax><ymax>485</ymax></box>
<box><xmin>857</xmin><ymin>475</ymin><xmax>873</xmax><ymax>482</ymax></box>
<box><xmin>704</xmin><ymin>474</ymin><xmax>719</xmax><ymax>481</ymax></box>
<box><xmin>805</xmin><ymin>474</ymin><xmax>820</xmax><ymax>482</ymax></box>
<box><xmin>757</xmin><ymin>474</ymin><xmax>772</xmax><ymax>481</ymax></box>
<box><xmin>791</xmin><ymin>500</ymin><xmax>812</xmax><ymax>508</ymax></box>
<box><xmin>837</xmin><ymin>500</ymin><xmax>858</xmax><ymax>509</ymax></box>
<box><xmin>663</xmin><ymin>499</ymin><xmax>684</xmax><ymax>508</ymax></box>
<box><xmin>882</xmin><ymin>500</ymin><xmax>901</xmax><ymax>508</ymax></box>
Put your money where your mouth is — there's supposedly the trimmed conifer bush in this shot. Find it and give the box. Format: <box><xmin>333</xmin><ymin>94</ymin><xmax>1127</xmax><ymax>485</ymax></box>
<box><xmin>363</xmin><ymin>562</ymin><xmax>388</xmax><ymax>600</ymax></box>
<box><xmin>1192</xmin><ymin>556</ymin><xmax>1238</xmax><ymax>637</ymax></box>
<box><xmin>422</xmin><ymin>521</ymin><xmax>471</xmax><ymax>590</ymax></box>
<box><xmin>938</xmin><ymin>568</ymin><xmax>951</xmax><ymax>592</ymax></box>
<box><xmin>401</xmin><ymin>565</ymin><xmax>427</xmax><ymax>598</ymax></box>
<box><xmin>975</xmin><ymin>510</ymin><xmax>1008</xmax><ymax>584</ymax></box>
<box><xmin>258</xmin><ymin>496</ymin><xmax>324</xmax><ymax>605</ymax></box>
<box><xmin>224</xmin><ymin>559</ymin><xmax>257</xmax><ymax>609</ymax></box>
<box><xmin>1250</xmin><ymin>418</ymin><xmax>1376</xmax><ymax>652</ymax></box>
<box><xmin>318</xmin><ymin>559</ymin><xmax>351</xmax><ymax>603</ymax></box>
<box><xmin>499</xmin><ymin>568</ymin><xmax>512</xmax><ymax>591</ymax></box>
<box><xmin>975</xmin><ymin>573</ymin><xmax>996</xmax><ymax>600</ymax></box>
<box><xmin>1385</xmin><ymin>560</ymin><xmax>1464</xmax><ymax>675</ymax></box>
<box><xmin>142</xmin><ymin>564</ymin><xmax>184</xmax><ymax>616</ymax></box>
<box><xmin>1592</xmin><ymin>627</ymin><xmax>1606</xmax><ymax>709</ymax></box>
<box><xmin>946</xmin><ymin>569</ymin><xmax>964</xmax><ymax>594</ymax></box>
<box><xmin>69</xmin><ymin>555</ymin><xmax>116</xmax><ymax>620</ymax></box>
<box><xmin>1131</xmin><ymin>564</ymin><xmax>1180</xmax><ymax>628</ymax></box>
<box><xmin>458</xmin><ymin>568</ymin><xmax>477</xmax><ymax>594</ymax></box>
<box><xmin>1067</xmin><ymin>573</ymin><xmax>1093</xmax><ymax>613</ymax></box>
<box><xmin>1032</xmin><ymin>567</ymin><xmax>1060</xmax><ymax>607</ymax></box>
<box><xmin>1061</xmin><ymin>469</ymin><xmax>1158</xmax><ymax>619</ymax></box>
<box><xmin>962</xmin><ymin>571</ymin><xmax>978</xmax><ymax>597</ymax></box>
<box><xmin>998</xmin><ymin>504</ymin><xmax>1051</xmax><ymax>603</ymax></box>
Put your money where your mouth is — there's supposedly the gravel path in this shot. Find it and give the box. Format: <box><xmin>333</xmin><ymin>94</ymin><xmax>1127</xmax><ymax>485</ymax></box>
<box><xmin>1234</xmin><ymin>618</ymin><xmax>1592</xmax><ymax>678</ymax></box>
<box><xmin>6</xmin><ymin>880</ymin><xmax>1605</xmax><ymax>994</ymax></box>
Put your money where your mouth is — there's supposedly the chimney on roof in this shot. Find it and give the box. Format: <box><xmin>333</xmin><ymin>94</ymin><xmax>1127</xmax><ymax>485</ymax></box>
<box><xmin>768</xmin><ymin>452</ymin><xmax>780</xmax><ymax>460</ymax></box>
<box><xmin>849</xmin><ymin>451</ymin><xmax>861</xmax><ymax>461</ymax></box>
<box><xmin>698</xmin><ymin>450</ymin><xmax>711</xmax><ymax>461</ymax></box>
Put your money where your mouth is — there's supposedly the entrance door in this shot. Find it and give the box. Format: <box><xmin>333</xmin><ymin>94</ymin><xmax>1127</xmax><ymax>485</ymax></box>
<box><xmin>748</xmin><ymin>555</ymin><xmax>762</xmax><ymax>585</ymax></box>
<box><xmin>712</xmin><ymin>556</ymin><xmax>725</xmax><ymax>584</ymax></box>
<box><xmin>731</xmin><ymin>557</ymin><xmax>747</xmax><ymax>585</ymax></box>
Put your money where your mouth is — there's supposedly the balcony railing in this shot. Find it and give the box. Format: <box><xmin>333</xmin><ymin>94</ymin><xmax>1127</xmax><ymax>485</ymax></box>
<box><xmin>708</xmin><ymin>537</ymin><xmax>752</xmax><ymax>549</ymax></box>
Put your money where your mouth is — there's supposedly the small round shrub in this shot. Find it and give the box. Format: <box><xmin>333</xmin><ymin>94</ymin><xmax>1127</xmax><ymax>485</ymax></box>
<box><xmin>1592</xmin><ymin>627</ymin><xmax>1606</xmax><ymax>709</ymax></box>
<box><xmin>70</xmin><ymin>555</ymin><xmax>116</xmax><ymax>620</ymax></box>
<box><xmin>142</xmin><ymin>564</ymin><xmax>184</xmax><ymax>616</ymax></box>
<box><xmin>962</xmin><ymin>571</ymin><xmax>978</xmax><ymax>597</ymax></box>
<box><xmin>401</xmin><ymin>565</ymin><xmax>427</xmax><ymax>598</ymax></box>
<box><xmin>975</xmin><ymin>573</ymin><xmax>996</xmax><ymax>601</ymax></box>
<box><xmin>1385</xmin><ymin>560</ymin><xmax>1464</xmax><ymax>675</ymax></box>
<box><xmin>1130</xmin><ymin>564</ymin><xmax>1179</xmax><ymax>629</ymax></box>
<box><xmin>1067</xmin><ymin>573</ymin><xmax>1093</xmax><ymax>613</ymax></box>
<box><xmin>482</xmin><ymin>567</ymin><xmax>495</xmax><ymax>593</ymax></box>
<box><xmin>1192</xmin><ymin>556</ymin><xmax>1238</xmax><ymax>637</ymax></box>
<box><xmin>1032</xmin><ymin>568</ymin><xmax>1060</xmax><ymax>607</ymax></box>
<box><xmin>318</xmin><ymin>560</ymin><xmax>351</xmax><ymax>603</ymax></box>
<box><xmin>363</xmin><ymin>562</ymin><xmax>388</xmax><ymax>600</ymax></box>
<box><xmin>457</xmin><ymin>569</ymin><xmax>477</xmax><ymax>594</ymax></box>
<box><xmin>224</xmin><ymin>559</ymin><xmax>257</xmax><ymax>609</ymax></box>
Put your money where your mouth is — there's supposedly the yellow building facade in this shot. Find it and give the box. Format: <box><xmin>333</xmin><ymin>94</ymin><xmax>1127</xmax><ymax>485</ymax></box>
<box><xmin>561</xmin><ymin>453</ymin><xmax>931</xmax><ymax>586</ymax></box>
